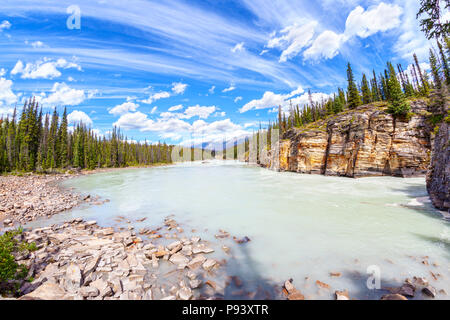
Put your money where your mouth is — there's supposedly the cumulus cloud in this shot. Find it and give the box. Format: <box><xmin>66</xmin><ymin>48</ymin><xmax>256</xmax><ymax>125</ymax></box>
<box><xmin>160</xmin><ymin>105</ymin><xmax>217</xmax><ymax>120</ymax></box>
<box><xmin>183</xmin><ymin>105</ymin><xmax>217</xmax><ymax>119</ymax></box>
<box><xmin>303</xmin><ymin>2</ymin><xmax>403</xmax><ymax>61</ymax></box>
<box><xmin>240</xmin><ymin>86</ymin><xmax>304</xmax><ymax>113</ymax></box>
<box><xmin>265</xmin><ymin>2</ymin><xmax>403</xmax><ymax>62</ymax></box>
<box><xmin>31</xmin><ymin>41</ymin><xmax>45</xmax><ymax>48</ymax></box>
<box><xmin>11</xmin><ymin>58</ymin><xmax>81</xmax><ymax>79</ymax></box>
<box><xmin>109</xmin><ymin>101</ymin><xmax>139</xmax><ymax>116</ymax></box>
<box><xmin>234</xmin><ymin>96</ymin><xmax>243</xmax><ymax>103</ymax></box>
<box><xmin>67</xmin><ymin>110</ymin><xmax>93</xmax><ymax>126</ymax></box>
<box><xmin>172</xmin><ymin>82</ymin><xmax>188</xmax><ymax>94</ymax></box>
<box><xmin>267</xmin><ymin>21</ymin><xmax>317</xmax><ymax>62</ymax></box>
<box><xmin>344</xmin><ymin>3</ymin><xmax>403</xmax><ymax>39</ymax></box>
<box><xmin>141</xmin><ymin>82</ymin><xmax>187</xmax><ymax>104</ymax></box>
<box><xmin>303</xmin><ymin>31</ymin><xmax>344</xmax><ymax>61</ymax></box>
<box><xmin>0</xmin><ymin>77</ymin><xmax>18</xmax><ymax>107</ymax></box>
<box><xmin>41</xmin><ymin>82</ymin><xmax>93</xmax><ymax>107</ymax></box>
<box><xmin>0</xmin><ymin>20</ymin><xmax>11</xmax><ymax>31</ymax></box>
<box><xmin>141</xmin><ymin>91</ymin><xmax>170</xmax><ymax>104</ymax></box>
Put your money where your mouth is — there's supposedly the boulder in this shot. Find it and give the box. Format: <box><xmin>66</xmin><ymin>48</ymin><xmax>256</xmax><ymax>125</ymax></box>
<box><xmin>177</xmin><ymin>288</ymin><xmax>193</xmax><ymax>300</ymax></box>
<box><xmin>422</xmin><ymin>286</ymin><xmax>437</xmax><ymax>298</ymax></box>
<box><xmin>65</xmin><ymin>264</ymin><xmax>83</xmax><ymax>292</ymax></box>
<box><xmin>381</xmin><ymin>294</ymin><xmax>408</xmax><ymax>300</ymax></box>
<box><xmin>169</xmin><ymin>253</ymin><xmax>189</xmax><ymax>265</ymax></box>
<box><xmin>335</xmin><ymin>290</ymin><xmax>350</xmax><ymax>300</ymax></box>
<box><xmin>202</xmin><ymin>259</ymin><xmax>217</xmax><ymax>271</ymax></box>
<box><xmin>187</xmin><ymin>255</ymin><xmax>206</xmax><ymax>270</ymax></box>
<box><xmin>19</xmin><ymin>282</ymin><xmax>66</xmax><ymax>300</ymax></box>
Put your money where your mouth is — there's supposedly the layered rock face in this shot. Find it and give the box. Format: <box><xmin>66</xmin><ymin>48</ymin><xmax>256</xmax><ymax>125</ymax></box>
<box><xmin>265</xmin><ymin>101</ymin><xmax>432</xmax><ymax>178</ymax></box>
<box><xmin>426</xmin><ymin>117</ymin><xmax>449</xmax><ymax>211</ymax></box>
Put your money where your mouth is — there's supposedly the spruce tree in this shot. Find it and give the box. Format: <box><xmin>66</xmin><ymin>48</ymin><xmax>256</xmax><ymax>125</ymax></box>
<box><xmin>58</xmin><ymin>107</ymin><xmax>69</xmax><ymax>168</ymax></box>
<box><xmin>429</xmin><ymin>48</ymin><xmax>442</xmax><ymax>89</ymax></box>
<box><xmin>437</xmin><ymin>40</ymin><xmax>450</xmax><ymax>86</ymax></box>
<box><xmin>347</xmin><ymin>63</ymin><xmax>362</xmax><ymax>109</ymax></box>
<box><xmin>386</xmin><ymin>62</ymin><xmax>410</xmax><ymax>117</ymax></box>
<box><xmin>361</xmin><ymin>74</ymin><xmax>371</xmax><ymax>104</ymax></box>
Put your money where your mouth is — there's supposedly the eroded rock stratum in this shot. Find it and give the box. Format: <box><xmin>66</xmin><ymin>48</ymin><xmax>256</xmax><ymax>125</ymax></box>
<box><xmin>263</xmin><ymin>100</ymin><xmax>432</xmax><ymax>178</ymax></box>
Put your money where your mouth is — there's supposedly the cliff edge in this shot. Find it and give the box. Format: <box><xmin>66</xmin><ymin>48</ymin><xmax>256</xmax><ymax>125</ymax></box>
<box><xmin>263</xmin><ymin>100</ymin><xmax>433</xmax><ymax>178</ymax></box>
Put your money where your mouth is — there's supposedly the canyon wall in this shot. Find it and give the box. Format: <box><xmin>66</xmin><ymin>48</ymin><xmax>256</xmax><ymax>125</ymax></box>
<box><xmin>263</xmin><ymin>100</ymin><xmax>432</xmax><ymax>178</ymax></box>
<box><xmin>426</xmin><ymin>95</ymin><xmax>449</xmax><ymax>211</ymax></box>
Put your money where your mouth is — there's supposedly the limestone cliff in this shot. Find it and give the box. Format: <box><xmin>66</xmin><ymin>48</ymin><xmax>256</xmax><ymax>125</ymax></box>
<box><xmin>262</xmin><ymin>100</ymin><xmax>433</xmax><ymax>178</ymax></box>
<box><xmin>426</xmin><ymin>96</ymin><xmax>449</xmax><ymax>211</ymax></box>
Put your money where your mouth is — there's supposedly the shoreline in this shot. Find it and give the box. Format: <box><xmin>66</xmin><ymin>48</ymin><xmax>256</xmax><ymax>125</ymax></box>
<box><xmin>0</xmin><ymin>165</ymin><xmax>448</xmax><ymax>300</ymax></box>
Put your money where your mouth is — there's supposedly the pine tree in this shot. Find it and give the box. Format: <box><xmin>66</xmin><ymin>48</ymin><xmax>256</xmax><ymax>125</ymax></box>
<box><xmin>347</xmin><ymin>63</ymin><xmax>362</xmax><ymax>109</ymax></box>
<box><xmin>437</xmin><ymin>40</ymin><xmax>450</xmax><ymax>86</ymax></box>
<box><xmin>414</xmin><ymin>53</ymin><xmax>430</xmax><ymax>95</ymax></box>
<box><xmin>361</xmin><ymin>74</ymin><xmax>371</xmax><ymax>104</ymax></box>
<box><xmin>58</xmin><ymin>107</ymin><xmax>69</xmax><ymax>168</ymax></box>
<box><xmin>386</xmin><ymin>62</ymin><xmax>410</xmax><ymax>117</ymax></box>
<box><xmin>429</xmin><ymin>48</ymin><xmax>442</xmax><ymax>89</ymax></box>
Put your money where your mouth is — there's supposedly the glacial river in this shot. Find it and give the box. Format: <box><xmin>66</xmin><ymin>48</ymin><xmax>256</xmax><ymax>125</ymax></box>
<box><xmin>27</xmin><ymin>161</ymin><xmax>450</xmax><ymax>299</ymax></box>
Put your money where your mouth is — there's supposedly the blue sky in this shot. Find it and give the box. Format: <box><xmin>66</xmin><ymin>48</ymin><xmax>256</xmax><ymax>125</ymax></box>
<box><xmin>0</xmin><ymin>0</ymin><xmax>444</xmax><ymax>147</ymax></box>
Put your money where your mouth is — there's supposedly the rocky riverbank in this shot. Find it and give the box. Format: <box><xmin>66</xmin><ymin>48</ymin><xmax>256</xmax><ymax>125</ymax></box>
<box><xmin>5</xmin><ymin>218</ymin><xmax>229</xmax><ymax>300</ymax></box>
<box><xmin>4</xmin><ymin>217</ymin><xmax>446</xmax><ymax>301</ymax></box>
<box><xmin>0</xmin><ymin>167</ymin><xmax>151</xmax><ymax>227</ymax></box>
<box><xmin>0</xmin><ymin>174</ymin><xmax>84</xmax><ymax>226</ymax></box>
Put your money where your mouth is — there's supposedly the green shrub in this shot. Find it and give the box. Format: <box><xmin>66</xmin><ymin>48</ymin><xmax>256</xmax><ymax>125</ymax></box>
<box><xmin>0</xmin><ymin>228</ymin><xmax>37</xmax><ymax>296</ymax></box>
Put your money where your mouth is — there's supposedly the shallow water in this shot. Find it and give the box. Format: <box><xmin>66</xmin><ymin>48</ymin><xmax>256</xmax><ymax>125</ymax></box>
<box><xmin>27</xmin><ymin>161</ymin><xmax>450</xmax><ymax>299</ymax></box>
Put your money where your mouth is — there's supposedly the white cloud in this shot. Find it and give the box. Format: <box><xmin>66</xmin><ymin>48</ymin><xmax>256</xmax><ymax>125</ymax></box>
<box><xmin>344</xmin><ymin>3</ymin><xmax>403</xmax><ymax>39</ymax></box>
<box><xmin>208</xmin><ymin>86</ymin><xmax>216</xmax><ymax>94</ymax></box>
<box><xmin>41</xmin><ymin>82</ymin><xmax>88</xmax><ymax>106</ymax></box>
<box><xmin>30</xmin><ymin>41</ymin><xmax>45</xmax><ymax>48</ymax></box>
<box><xmin>142</xmin><ymin>82</ymin><xmax>187</xmax><ymax>104</ymax></box>
<box><xmin>260</xmin><ymin>49</ymin><xmax>269</xmax><ymax>56</ymax></box>
<box><xmin>172</xmin><ymin>82</ymin><xmax>188</xmax><ymax>94</ymax></box>
<box><xmin>240</xmin><ymin>86</ymin><xmax>304</xmax><ymax>113</ymax></box>
<box><xmin>183</xmin><ymin>105</ymin><xmax>216</xmax><ymax>119</ymax></box>
<box><xmin>150</xmin><ymin>106</ymin><xmax>158</xmax><ymax>114</ymax></box>
<box><xmin>10</xmin><ymin>58</ymin><xmax>81</xmax><ymax>79</ymax></box>
<box><xmin>214</xmin><ymin>111</ymin><xmax>226</xmax><ymax>117</ymax></box>
<box><xmin>231</xmin><ymin>42</ymin><xmax>245</xmax><ymax>53</ymax></box>
<box><xmin>67</xmin><ymin>110</ymin><xmax>93</xmax><ymax>126</ymax></box>
<box><xmin>0</xmin><ymin>68</ymin><xmax>6</xmax><ymax>77</ymax></box>
<box><xmin>0</xmin><ymin>77</ymin><xmax>18</xmax><ymax>107</ymax></box>
<box><xmin>303</xmin><ymin>31</ymin><xmax>344</xmax><ymax>61</ymax></box>
<box><xmin>109</xmin><ymin>101</ymin><xmax>139</xmax><ymax>116</ymax></box>
<box><xmin>267</xmin><ymin>21</ymin><xmax>317</xmax><ymax>62</ymax></box>
<box><xmin>113</xmin><ymin>111</ymin><xmax>153</xmax><ymax>130</ymax></box>
<box><xmin>222</xmin><ymin>84</ymin><xmax>236</xmax><ymax>93</ymax></box>
<box><xmin>234</xmin><ymin>96</ymin><xmax>243</xmax><ymax>103</ymax></box>
<box><xmin>393</xmin><ymin>0</ymin><xmax>431</xmax><ymax>60</ymax></box>
<box><xmin>168</xmin><ymin>104</ymin><xmax>183</xmax><ymax>111</ymax></box>
<box><xmin>0</xmin><ymin>20</ymin><xmax>11</xmax><ymax>31</ymax></box>
<box><xmin>141</xmin><ymin>91</ymin><xmax>171</xmax><ymax>104</ymax></box>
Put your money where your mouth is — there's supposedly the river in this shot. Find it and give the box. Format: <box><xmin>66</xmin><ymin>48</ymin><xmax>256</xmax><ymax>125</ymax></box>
<box><xmin>26</xmin><ymin>161</ymin><xmax>450</xmax><ymax>299</ymax></box>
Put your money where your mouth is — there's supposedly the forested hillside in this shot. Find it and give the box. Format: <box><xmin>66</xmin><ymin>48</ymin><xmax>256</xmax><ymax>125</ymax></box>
<box><xmin>0</xmin><ymin>104</ymin><xmax>173</xmax><ymax>173</ymax></box>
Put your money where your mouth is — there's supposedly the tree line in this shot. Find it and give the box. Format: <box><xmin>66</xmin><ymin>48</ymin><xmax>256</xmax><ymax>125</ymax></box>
<box><xmin>0</xmin><ymin>102</ymin><xmax>173</xmax><ymax>173</ymax></box>
<box><xmin>271</xmin><ymin>37</ymin><xmax>450</xmax><ymax>133</ymax></box>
